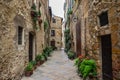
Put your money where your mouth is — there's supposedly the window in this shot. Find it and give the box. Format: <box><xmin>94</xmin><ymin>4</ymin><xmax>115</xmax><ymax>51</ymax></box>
<box><xmin>18</xmin><ymin>26</ymin><xmax>23</xmax><ymax>45</ymax></box>
<box><xmin>99</xmin><ymin>11</ymin><xmax>109</xmax><ymax>26</ymax></box>
<box><xmin>51</xmin><ymin>30</ymin><xmax>55</xmax><ymax>36</ymax></box>
<box><xmin>52</xmin><ymin>18</ymin><xmax>56</xmax><ymax>23</ymax></box>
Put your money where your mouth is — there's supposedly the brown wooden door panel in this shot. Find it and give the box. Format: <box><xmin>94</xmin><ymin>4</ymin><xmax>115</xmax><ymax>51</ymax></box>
<box><xmin>101</xmin><ymin>34</ymin><xmax>113</xmax><ymax>80</ymax></box>
<box><xmin>76</xmin><ymin>20</ymin><xmax>81</xmax><ymax>56</ymax></box>
<box><xmin>29</xmin><ymin>32</ymin><xmax>34</xmax><ymax>62</ymax></box>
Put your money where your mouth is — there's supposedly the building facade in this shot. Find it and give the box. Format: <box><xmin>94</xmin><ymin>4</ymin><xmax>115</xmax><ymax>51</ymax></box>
<box><xmin>0</xmin><ymin>0</ymin><xmax>51</xmax><ymax>79</ymax></box>
<box><xmin>50</xmin><ymin>16</ymin><xmax>63</xmax><ymax>50</ymax></box>
<box><xmin>64</xmin><ymin>0</ymin><xmax>120</xmax><ymax>80</ymax></box>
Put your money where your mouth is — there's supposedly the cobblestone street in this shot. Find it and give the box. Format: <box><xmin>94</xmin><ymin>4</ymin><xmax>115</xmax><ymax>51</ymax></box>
<box><xmin>21</xmin><ymin>50</ymin><xmax>81</xmax><ymax>80</ymax></box>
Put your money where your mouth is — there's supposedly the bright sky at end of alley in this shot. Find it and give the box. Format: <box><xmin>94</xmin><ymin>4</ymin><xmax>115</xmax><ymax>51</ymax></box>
<box><xmin>49</xmin><ymin>0</ymin><xmax>65</xmax><ymax>19</ymax></box>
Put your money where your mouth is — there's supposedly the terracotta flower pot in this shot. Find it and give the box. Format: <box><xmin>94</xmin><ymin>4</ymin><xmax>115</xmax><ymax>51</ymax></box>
<box><xmin>38</xmin><ymin>19</ymin><xmax>42</xmax><ymax>25</ymax></box>
<box><xmin>38</xmin><ymin>16</ymin><xmax>41</xmax><ymax>18</ymax></box>
<box><xmin>31</xmin><ymin>11</ymin><xmax>35</xmax><ymax>17</ymax></box>
<box><xmin>36</xmin><ymin>61</ymin><xmax>44</xmax><ymax>66</ymax></box>
<box><xmin>25</xmin><ymin>70</ymin><xmax>33</xmax><ymax>77</ymax></box>
<box><xmin>33</xmin><ymin>65</ymin><xmax>37</xmax><ymax>70</ymax></box>
<box><xmin>41</xmin><ymin>61</ymin><xmax>44</xmax><ymax>64</ymax></box>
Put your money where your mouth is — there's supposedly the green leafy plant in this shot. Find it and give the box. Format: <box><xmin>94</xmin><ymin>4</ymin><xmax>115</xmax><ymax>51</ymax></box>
<box><xmin>67</xmin><ymin>51</ymin><xmax>76</xmax><ymax>59</ymax></box>
<box><xmin>35</xmin><ymin>54</ymin><xmax>41</xmax><ymax>61</ymax></box>
<box><xmin>42</xmin><ymin>53</ymin><xmax>48</xmax><ymax>60</ymax></box>
<box><xmin>38</xmin><ymin>10</ymin><xmax>41</xmax><ymax>17</ymax></box>
<box><xmin>68</xmin><ymin>10</ymin><xmax>73</xmax><ymax>15</ymax></box>
<box><xmin>40</xmin><ymin>54</ymin><xmax>45</xmax><ymax>61</ymax></box>
<box><xmin>30</xmin><ymin>60</ymin><xmax>36</xmax><ymax>66</ymax></box>
<box><xmin>31</xmin><ymin>3</ymin><xmax>41</xmax><ymax>30</ymax></box>
<box><xmin>64</xmin><ymin>29</ymin><xmax>71</xmax><ymax>52</ymax></box>
<box><xmin>44</xmin><ymin>20</ymin><xmax>48</xmax><ymax>31</ymax></box>
<box><xmin>35</xmin><ymin>54</ymin><xmax>45</xmax><ymax>61</ymax></box>
<box><xmin>74</xmin><ymin>58</ymin><xmax>80</xmax><ymax>67</ymax></box>
<box><xmin>42</xmin><ymin>46</ymin><xmax>54</xmax><ymax>60</ymax></box>
<box><xmin>25</xmin><ymin>62</ymin><xmax>33</xmax><ymax>71</ymax></box>
<box><xmin>31</xmin><ymin>3</ymin><xmax>36</xmax><ymax>10</ymax></box>
<box><xmin>75</xmin><ymin>58</ymin><xmax>97</xmax><ymax>79</ymax></box>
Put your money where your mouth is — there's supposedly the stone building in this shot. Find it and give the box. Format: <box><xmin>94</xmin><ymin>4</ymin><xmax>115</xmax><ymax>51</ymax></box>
<box><xmin>0</xmin><ymin>0</ymin><xmax>51</xmax><ymax>79</ymax></box>
<box><xmin>50</xmin><ymin>16</ymin><xmax>63</xmax><ymax>50</ymax></box>
<box><xmin>64</xmin><ymin>0</ymin><xmax>120</xmax><ymax>80</ymax></box>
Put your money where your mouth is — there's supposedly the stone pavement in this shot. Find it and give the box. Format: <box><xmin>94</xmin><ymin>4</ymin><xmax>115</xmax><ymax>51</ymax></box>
<box><xmin>21</xmin><ymin>50</ymin><xmax>82</xmax><ymax>80</ymax></box>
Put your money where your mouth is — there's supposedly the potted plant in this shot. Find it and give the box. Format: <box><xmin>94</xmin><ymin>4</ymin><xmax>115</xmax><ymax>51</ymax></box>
<box><xmin>38</xmin><ymin>19</ymin><xmax>42</xmax><ymax>26</ymax></box>
<box><xmin>31</xmin><ymin>3</ymin><xmax>37</xmax><ymax>17</ymax></box>
<box><xmin>78</xmin><ymin>58</ymin><xmax>97</xmax><ymax>79</ymax></box>
<box><xmin>38</xmin><ymin>10</ymin><xmax>41</xmax><ymax>18</ymax></box>
<box><xmin>67</xmin><ymin>51</ymin><xmax>75</xmax><ymax>60</ymax></box>
<box><xmin>40</xmin><ymin>54</ymin><xmax>45</xmax><ymax>64</ymax></box>
<box><xmin>25</xmin><ymin>62</ymin><xmax>33</xmax><ymax>77</ymax></box>
<box><xmin>30</xmin><ymin>60</ymin><xmax>37</xmax><ymax>70</ymax></box>
<box><xmin>42</xmin><ymin>52</ymin><xmax>48</xmax><ymax>61</ymax></box>
<box><xmin>35</xmin><ymin>54</ymin><xmax>45</xmax><ymax>66</ymax></box>
<box><xmin>35</xmin><ymin>54</ymin><xmax>42</xmax><ymax>66</ymax></box>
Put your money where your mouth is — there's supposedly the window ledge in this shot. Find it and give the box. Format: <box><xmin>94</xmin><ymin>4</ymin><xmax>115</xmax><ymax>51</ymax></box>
<box><xmin>99</xmin><ymin>24</ymin><xmax>109</xmax><ymax>29</ymax></box>
<box><xmin>18</xmin><ymin>45</ymin><xmax>25</xmax><ymax>51</ymax></box>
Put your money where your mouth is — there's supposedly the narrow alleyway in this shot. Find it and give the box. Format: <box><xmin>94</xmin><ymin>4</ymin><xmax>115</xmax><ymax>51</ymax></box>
<box><xmin>21</xmin><ymin>50</ymin><xmax>81</xmax><ymax>80</ymax></box>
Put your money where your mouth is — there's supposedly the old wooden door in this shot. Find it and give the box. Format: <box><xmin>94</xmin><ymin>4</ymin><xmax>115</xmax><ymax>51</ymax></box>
<box><xmin>51</xmin><ymin>40</ymin><xmax>55</xmax><ymax>47</ymax></box>
<box><xmin>101</xmin><ymin>34</ymin><xmax>113</xmax><ymax>80</ymax></box>
<box><xmin>76</xmin><ymin>20</ymin><xmax>81</xmax><ymax>56</ymax></box>
<box><xmin>29</xmin><ymin>32</ymin><xmax>34</xmax><ymax>62</ymax></box>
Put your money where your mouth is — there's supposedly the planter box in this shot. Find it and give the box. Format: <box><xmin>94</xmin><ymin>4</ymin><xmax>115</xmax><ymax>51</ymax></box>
<box><xmin>36</xmin><ymin>61</ymin><xmax>44</xmax><ymax>66</ymax></box>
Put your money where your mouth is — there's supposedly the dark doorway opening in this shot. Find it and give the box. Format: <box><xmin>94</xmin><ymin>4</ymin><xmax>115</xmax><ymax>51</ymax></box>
<box><xmin>101</xmin><ymin>34</ymin><xmax>113</xmax><ymax>80</ymax></box>
<box><xmin>29</xmin><ymin>32</ymin><xmax>34</xmax><ymax>62</ymax></box>
<box><xmin>51</xmin><ymin>40</ymin><xmax>55</xmax><ymax>47</ymax></box>
<box><xmin>76</xmin><ymin>21</ymin><xmax>81</xmax><ymax>57</ymax></box>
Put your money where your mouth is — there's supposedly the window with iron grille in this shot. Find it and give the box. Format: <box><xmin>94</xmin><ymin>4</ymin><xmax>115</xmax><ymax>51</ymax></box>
<box><xmin>51</xmin><ymin>30</ymin><xmax>55</xmax><ymax>36</ymax></box>
<box><xmin>18</xmin><ymin>26</ymin><xmax>23</xmax><ymax>45</ymax></box>
<box><xmin>99</xmin><ymin>11</ymin><xmax>109</xmax><ymax>26</ymax></box>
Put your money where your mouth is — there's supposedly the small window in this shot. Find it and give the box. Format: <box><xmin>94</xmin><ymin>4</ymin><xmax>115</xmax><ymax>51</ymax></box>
<box><xmin>18</xmin><ymin>26</ymin><xmax>23</xmax><ymax>45</ymax></box>
<box><xmin>51</xmin><ymin>30</ymin><xmax>55</xmax><ymax>36</ymax></box>
<box><xmin>52</xmin><ymin>18</ymin><xmax>56</xmax><ymax>23</ymax></box>
<box><xmin>99</xmin><ymin>11</ymin><xmax>109</xmax><ymax>26</ymax></box>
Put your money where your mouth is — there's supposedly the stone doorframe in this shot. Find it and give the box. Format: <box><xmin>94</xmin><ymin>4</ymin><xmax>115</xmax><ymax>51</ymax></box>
<box><xmin>28</xmin><ymin>31</ymin><xmax>36</xmax><ymax>62</ymax></box>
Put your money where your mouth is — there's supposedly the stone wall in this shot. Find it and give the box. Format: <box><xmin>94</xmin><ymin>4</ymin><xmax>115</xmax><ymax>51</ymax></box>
<box><xmin>0</xmin><ymin>0</ymin><xmax>32</xmax><ymax>79</ymax></box>
<box><xmin>50</xmin><ymin>16</ymin><xmax>62</xmax><ymax>49</ymax></box>
<box><xmin>67</xmin><ymin>0</ymin><xmax>120</xmax><ymax>79</ymax></box>
<box><xmin>0</xmin><ymin>0</ymin><xmax>49</xmax><ymax>79</ymax></box>
<box><xmin>86</xmin><ymin>1</ymin><xmax>120</xmax><ymax>79</ymax></box>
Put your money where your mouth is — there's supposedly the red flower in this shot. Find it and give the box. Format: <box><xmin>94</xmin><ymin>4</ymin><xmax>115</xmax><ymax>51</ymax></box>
<box><xmin>78</xmin><ymin>55</ymin><xmax>84</xmax><ymax>59</ymax></box>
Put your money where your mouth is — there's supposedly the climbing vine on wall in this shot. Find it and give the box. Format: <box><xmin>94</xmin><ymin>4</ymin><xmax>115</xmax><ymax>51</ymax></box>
<box><xmin>44</xmin><ymin>20</ymin><xmax>49</xmax><ymax>32</ymax></box>
<box><xmin>64</xmin><ymin>28</ymin><xmax>71</xmax><ymax>53</ymax></box>
<box><xmin>31</xmin><ymin>3</ymin><xmax>42</xmax><ymax>30</ymax></box>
